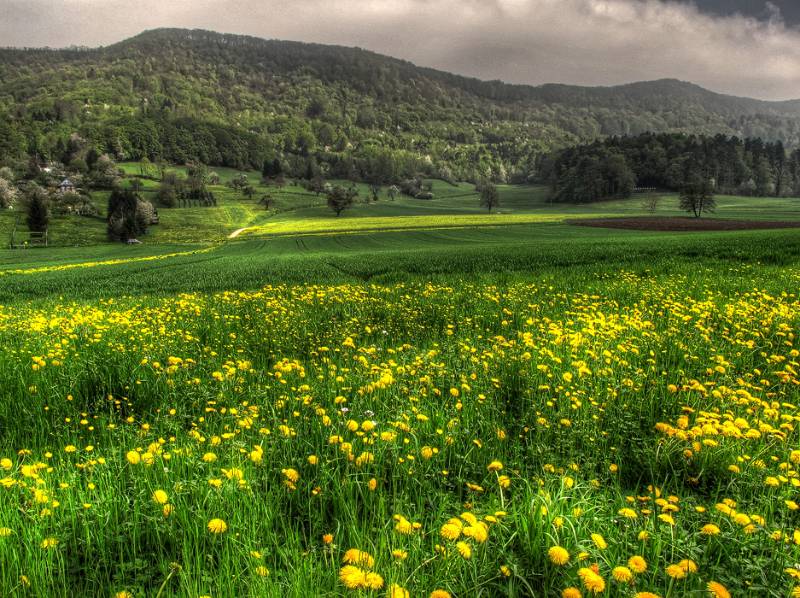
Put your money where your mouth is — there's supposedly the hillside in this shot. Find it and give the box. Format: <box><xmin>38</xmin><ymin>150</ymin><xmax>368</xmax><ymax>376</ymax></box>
<box><xmin>2</xmin><ymin>28</ymin><xmax>800</xmax><ymax>181</ymax></box>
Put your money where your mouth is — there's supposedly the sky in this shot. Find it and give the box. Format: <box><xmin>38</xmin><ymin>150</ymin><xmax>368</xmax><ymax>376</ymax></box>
<box><xmin>1</xmin><ymin>0</ymin><xmax>800</xmax><ymax>101</ymax></box>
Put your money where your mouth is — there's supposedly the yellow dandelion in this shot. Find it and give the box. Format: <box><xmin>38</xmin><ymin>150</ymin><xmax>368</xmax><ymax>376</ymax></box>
<box><xmin>548</xmin><ymin>545</ymin><xmax>570</xmax><ymax>566</ymax></box>
<box><xmin>207</xmin><ymin>518</ymin><xmax>227</xmax><ymax>534</ymax></box>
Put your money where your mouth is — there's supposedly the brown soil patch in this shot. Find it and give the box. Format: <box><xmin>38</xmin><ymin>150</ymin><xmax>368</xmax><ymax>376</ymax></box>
<box><xmin>570</xmin><ymin>217</ymin><xmax>800</xmax><ymax>232</ymax></box>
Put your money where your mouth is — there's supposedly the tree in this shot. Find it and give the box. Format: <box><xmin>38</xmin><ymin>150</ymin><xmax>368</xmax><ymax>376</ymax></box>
<box><xmin>139</xmin><ymin>157</ymin><xmax>152</xmax><ymax>178</ymax></box>
<box><xmin>307</xmin><ymin>175</ymin><xmax>327</xmax><ymax>196</ymax></box>
<box><xmin>679</xmin><ymin>176</ymin><xmax>716</xmax><ymax>218</ymax></box>
<box><xmin>326</xmin><ymin>185</ymin><xmax>357</xmax><ymax>217</ymax></box>
<box><xmin>477</xmin><ymin>181</ymin><xmax>500</xmax><ymax>212</ymax></box>
<box><xmin>242</xmin><ymin>184</ymin><xmax>257</xmax><ymax>200</ymax></box>
<box><xmin>259</xmin><ymin>193</ymin><xmax>275</xmax><ymax>210</ymax></box>
<box><xmin>368</xmin><ymin>183</ymin><xmax>381</xmax><ymax>202</ymax></box>
<box><xmin>108</xmin><ymin>187</ymin><xmax>148</xmax><ymax>241</ymax></box>
<box><xmin>24</xmin><ymin>184</ymin><xmax>50</xmax><ymax>232</ymax></box>
<box><xmin>0</xmin><ymin>177</ymin><xmax>17</xmax><ymax>209</ymax></box>
<box><xmin>230</xmin><ymin>173</ymin><xmax>249</xmax><ymax>191</ymax></box>
<box><xmin>641</xmin><ymin>194</ymin><xmax>660</xmax><ymax>213</ymax></box>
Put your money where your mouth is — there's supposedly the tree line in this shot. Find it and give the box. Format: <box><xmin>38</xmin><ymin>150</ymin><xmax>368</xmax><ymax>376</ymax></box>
<box><xmin>540</xmin><ymin>133</ymin><xmax>800</xmax><ymax>203</ymax></box>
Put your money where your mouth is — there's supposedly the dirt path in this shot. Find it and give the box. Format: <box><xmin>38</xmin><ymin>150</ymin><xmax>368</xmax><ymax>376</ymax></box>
<box><xmin>228</xmin><ymin>227</ymin><xmax>250</xmax><ymax>239</ymax></box>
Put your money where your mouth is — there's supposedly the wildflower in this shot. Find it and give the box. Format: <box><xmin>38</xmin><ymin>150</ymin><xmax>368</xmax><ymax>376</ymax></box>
<box><xmin>462</xmin><ymin>523</ymin><xmax>488</xmax><ymax>543</ymax></box>
<box><xmin>590</xmin><ymin>533</ymin><xmax>607</xmax><ymax>550</ymax></box>
<box><xmin>255</xmin><ymin>566</ymin><xmax>270</xmax><ymax>577</ymax></box>
<box><xmin>343</xmin><ymin>549</ymin><xmax>374</xmax><ymax>568</ymax></box>
<box><xmin>40</xmin><ymin>537</ymin><xmax>58</xmax><ymax>549</ymax></box>
<box><xmin>430</xmin><ymin>591</ymin><xmax>452</xmax><ymax>598</ymax></box>
<box><xmin>125</xmin><ymin>450</ymin><xmax>140</xmax><ymax>465</ymax></box>
<box><xmin>364</xmin><ymin>572</ymin><xmax>384</xmax><ymax>590</ymax></box>
<box><xmin>207</xmin><ymin>518</ymin><xmax>227</xmax><ymax>534</ymax></box>
<box><xmin>456</xmin><ymin>541</ymin><xmax>472</xmax><ymax>559</ymax></box>
<box><xmin>548</xmin><ymin>545</ymin><xmax>570</xmax><ymax>565</ymax></box>
<box><xmin>440</xmin><ymin>519</ymin><xmax>463</xmax><ymax>540</ymax></box>
<box><xmin>665</xmin><ymin>559</ymin><xmax>697</xmax><ymax>579</ymax></box>
<box><xmin>487</xmin><ymin>460</ymin><xmax>503</xmax><ymax>472</ymax></box>
<box><xmin>707</xmin><ymin>581</ymin><xmax>730</xmax><ymax>598</ymax></box>
<box><xmin>628</xmin><ymin>555</ymin><xmax>647</xmax><ymax>573</ymax></box>
<box><xmin>701</xmin><ymin>523</ymin><xmax>720</xmax><ymax>535</ymax></box>
<box><xmin>282</xmin><ymin>468</ymin><xmax>300</xmax><ymax>482</ymax></box>
<box><xmin>152</xmin><ymin>489</ymin><xmax>169</xmax><ymax>504</ymax></box>
<box><xmin>562</xmin><ymin>589</ymin><xmax>582</xmax><ymax>598</ymax></box>
<box><xmin>618</xmin><ymin>508</ymin><xmax>637</xmax><ymax>519</ymax></box>
<box><xmin>339</xmin><ymin>565</ymin><xmax>367</xmax><ymax>589</ymax></box>
<box><xmin>578</xmin><ymin>567</ymin><xmax>606</xmax><ymax>594</ymax></box>
<box><xmin>388</xmin><ymin>584</ymin><xmax>410</xmax><ymax>598</ymax></box>
<box><xmin>612</xmin><ymin>566</ymin><xmax>633</xmax><ymax>583</ymax></box>
<box><xmin>323</xmin><ymin>533</ymin><xmax>334</xmax><ymax>544</ymax></box>
<box><xmin>392</xmin><ymin>549</ymin><xmax>408</xmax><ymax>560</ymax></box>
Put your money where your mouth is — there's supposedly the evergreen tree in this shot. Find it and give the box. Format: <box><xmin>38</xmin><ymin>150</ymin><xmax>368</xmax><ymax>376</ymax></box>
<box><xmin>24</xmin><ymin>184</ymin><xmax>49</xmax><ymax>232</ymax></box>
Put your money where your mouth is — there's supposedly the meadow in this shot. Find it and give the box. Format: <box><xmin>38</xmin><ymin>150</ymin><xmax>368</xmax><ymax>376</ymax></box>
<box><xmin>0</xmin><ymin>172</ymin><xmax>799</xmax><ymax>597</ymax></box>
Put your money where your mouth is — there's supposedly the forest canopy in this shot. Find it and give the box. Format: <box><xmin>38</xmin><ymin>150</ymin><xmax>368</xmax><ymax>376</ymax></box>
<box><xmin>2</xmin><ymin>28</ymin><xmax>800</xmax><ymax>185</ymax></box>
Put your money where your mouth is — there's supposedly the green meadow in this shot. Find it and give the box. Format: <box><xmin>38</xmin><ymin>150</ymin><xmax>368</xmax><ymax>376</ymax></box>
<box><xmin>0</xmin><ymin>168</ymin><xmax>799</xmax><ymax>597</ymax></box>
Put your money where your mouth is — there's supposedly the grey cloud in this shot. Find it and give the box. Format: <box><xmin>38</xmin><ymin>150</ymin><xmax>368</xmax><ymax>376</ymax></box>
<box><xmin>1</xmin><ymin>0</ymin><xmax>799</xmax><ymax>100</ymax></box>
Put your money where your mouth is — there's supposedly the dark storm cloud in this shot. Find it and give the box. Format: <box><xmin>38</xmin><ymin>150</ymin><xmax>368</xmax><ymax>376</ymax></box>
<box><xmin>667</xmin><ymin>1</ymin><xmax>800</xmax><ymax>26</ymax></box>
<box><xmin>1</xmin><ymin>0</ymin><xmax>799</xmax><ymax>101</ymax></box>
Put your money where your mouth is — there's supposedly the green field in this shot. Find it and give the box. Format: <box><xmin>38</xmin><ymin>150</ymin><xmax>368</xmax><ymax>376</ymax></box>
<box><xmin>1</xmin><ymin>171</ymin><xmax>799</xmax><ymax>597</ymax></box>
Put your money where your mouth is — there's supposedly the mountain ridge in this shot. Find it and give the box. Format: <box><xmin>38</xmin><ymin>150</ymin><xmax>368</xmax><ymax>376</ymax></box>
<box><xmin>1</xmin><ymin>27</ymin><xmax>799</xmax><ymax>180</ymax></box>
<box><xmin>5</xmin><ymin>28</ymin><xmax>799</xmax><ymax>108</ymax></box>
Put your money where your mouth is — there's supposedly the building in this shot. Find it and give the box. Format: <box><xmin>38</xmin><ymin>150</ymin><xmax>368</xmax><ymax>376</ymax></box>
<box><xmin>58</xmin><ymin>178</ymin><xmax>76</xmax><ymax>194</ymax></box>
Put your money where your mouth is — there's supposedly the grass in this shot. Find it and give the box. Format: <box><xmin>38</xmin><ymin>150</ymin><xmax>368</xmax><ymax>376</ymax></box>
<box><xmin>1</xmin><ymin>166</ymin><xmax>800</xmax><ymax>596</ymax></box>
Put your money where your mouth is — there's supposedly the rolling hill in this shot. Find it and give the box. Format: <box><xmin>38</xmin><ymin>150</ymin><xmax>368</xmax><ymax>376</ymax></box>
<box><xmin>1</xmin><ymin>28</ymin><xmax>800</xmax><ymax>181</ymax></box>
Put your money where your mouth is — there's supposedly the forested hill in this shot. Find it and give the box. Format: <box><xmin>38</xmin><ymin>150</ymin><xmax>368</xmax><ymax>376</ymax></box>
<box><xmin>2</xmin><ymin>28</ymin><xmax>800</xmax><ymax>181</ymax></box>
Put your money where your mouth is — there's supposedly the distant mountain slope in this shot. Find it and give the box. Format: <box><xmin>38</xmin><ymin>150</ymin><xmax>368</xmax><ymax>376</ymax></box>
<box><xmin>1</xmin><ymin>28</ymin><xmax>799</xmax><ymax>180</ymax></box>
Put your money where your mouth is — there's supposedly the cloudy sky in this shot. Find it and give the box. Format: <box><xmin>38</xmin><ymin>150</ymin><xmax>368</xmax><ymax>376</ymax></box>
<box><xmin>2</xmin><ymin>0</ymin><xmax>800</xmax><ymax>101</ymax></box>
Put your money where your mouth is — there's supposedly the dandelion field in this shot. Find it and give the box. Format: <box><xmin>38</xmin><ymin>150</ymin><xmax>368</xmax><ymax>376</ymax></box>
<box><xmin>0</xmin><ymin>232</ymin><xmax>799</xmax><ymax>598</ymax></box>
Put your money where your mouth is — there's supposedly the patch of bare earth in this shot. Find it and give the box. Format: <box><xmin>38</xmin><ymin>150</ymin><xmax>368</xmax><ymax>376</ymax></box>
<box><xmin>569</xmin><ymin>217</ymin><xmax>800</xmax><ymax>232</ymax></box>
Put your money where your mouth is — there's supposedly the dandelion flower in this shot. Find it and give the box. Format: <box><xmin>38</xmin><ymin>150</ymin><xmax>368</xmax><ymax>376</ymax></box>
<box><xmin>363</xmin><ymin>572</ymin><xmax>384</xmax><ymax>590</ymax></box>
<box><xmin>628</xmin><ymin>555</ymin><xmax>647</xmax><ymax>573</ymax></box>
<box><xmin>456</xmin><ymin>541</ymin><xmax>472</xmax><ymax>559</ymax></box>
<box><xmin>707</xmin><ymin>581</ymin><xmax>730</xmax><ymax>598</ymax></box>
<box><xmin>388</xmin><ymin>584</ymin><xmax>410</xmax><ymax>598</ymax></box>
<box><xmin>562</xmin><ymin>589</ymin><xmax>582</xmax><ymax>598</ymax></box>
<box><xmin>152</xmin><ymin>489</ymin><xmax>168</xmax><ymax>504</ymax></box>
<box><xmin>578</xmin><ymin>567</ymin><xmax>606</xmax><ymax>594</ymax></box>
<box><xmin>612</xmin><ymin>566</ymin><xmax>633</xmax><ymax>583</ymax></box>
<box><xmin>548</xmin><ymin>545</ymin><xmax>570</xmax><ymax>565</ymax></box>
<box><xmin>701</xmin><ymin>523</ymin><xmax>720</xmax><ymax>535</ymax></box>
<box><xmin>339</xmin><ymin>565</ymin><xmax>366</xmax><ymax>589</ymax></box>
<box><xmin>590</xmin><ymin>533</ymin><xmax>608</xmax><ymax>550</ymax></box>
<box><xmin>342</xmin><ymin>548</ymin><xmax>374</xmax><ymax>568</ymax></box>
<box><xmin>207</xmin><ymin>518</ymin><xmax>227</xmax><ymax>534</ymax></box>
